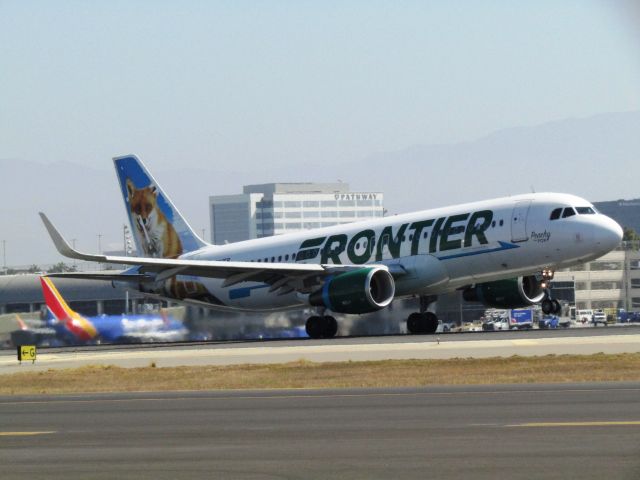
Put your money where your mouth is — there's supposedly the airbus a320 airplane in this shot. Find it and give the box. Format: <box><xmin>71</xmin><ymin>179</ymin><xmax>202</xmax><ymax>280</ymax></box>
<box><xmin>40</xmin><ymin>155</ymin><xmax>623</xmax><ymax>338</ymax></box>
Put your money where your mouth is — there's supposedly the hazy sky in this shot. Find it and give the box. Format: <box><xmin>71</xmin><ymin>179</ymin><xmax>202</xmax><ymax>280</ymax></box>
<box><xmin>1</xmin><ymin>1</ymin><xmax>640</xmax><ymax>266</ymax></box>
<box><xmin>1</xmin><ymin>1</ymin><xmax>639</xmax><ymax>171</ymax></box>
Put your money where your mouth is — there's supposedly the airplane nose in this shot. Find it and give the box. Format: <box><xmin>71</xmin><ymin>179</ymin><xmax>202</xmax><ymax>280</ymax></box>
<box><xmin>596</xmin><ymin>216</ymin><xmax>623</xmax><ymax>251</ymax></box>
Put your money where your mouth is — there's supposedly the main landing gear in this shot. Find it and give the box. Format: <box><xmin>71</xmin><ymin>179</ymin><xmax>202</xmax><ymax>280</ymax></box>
<box><xmin>540</xmin><ymin>269</ymin><xmax>562</xmax><ymax>315</ymax></box>
<box><xmin>406</xmin><ymin>295</ymin><xmax>439</xmax><ymax>334</ymax></box>
<box><xmin>305</xmin><ymin>315</ymin><xmax>338</xmax><ymax>339</ymax></box>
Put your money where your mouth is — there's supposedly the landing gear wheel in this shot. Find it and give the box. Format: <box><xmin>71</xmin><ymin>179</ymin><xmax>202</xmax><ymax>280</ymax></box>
<box><xmin>406</xmin><ymin>312</ymin><xmax>439</xmax><ymax>334</ymax></box>
<box><xmin>305</xmin><ymin>315</ymin><xmax>339</xmax><ymax>339</ymax></box>
<box><xmin>541</xmin><ymin>299</ymin><xmax>554</xmax><ymax>315</ymax></box>
<box><xmin>407</xmin><ymin>312</ymin><xmax>423</xmax><ymax>334</ymax></box>
<box><xmin>323</xmin><ymin>316</ymin><xmax>338</xmax><ymax>338</ymax></box>
<box><xmin>306</xmin><ymin>316</ymin><xmax>325</xmax><ymax>339</ymax></box>
<box><xmin>551</xmin><ymin>299</ymin><xmax>561</xmax><ymax>315</ymax></box>
<box><xmin>424</xmin><ymin>312</ymin><xmax>438</xmax><ymax>333</ymax></box>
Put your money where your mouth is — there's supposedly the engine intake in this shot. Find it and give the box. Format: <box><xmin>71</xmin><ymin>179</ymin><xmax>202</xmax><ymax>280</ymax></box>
<box><xmin>309</xmin><ymin>267</ymin><xmax>395</xmax><ymax>314</ymax></box>
<box><xmin>463</xmin><ymin>275</ymin><xmax>545</xmax><ymax>309</ymax></box>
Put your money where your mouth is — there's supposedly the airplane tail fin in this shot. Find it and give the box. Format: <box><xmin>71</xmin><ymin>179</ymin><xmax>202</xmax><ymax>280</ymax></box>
<box><xmin>43</xmin><ymin>306</ymin><xmax>57</xmax><ymax>326</ymax></box>
<box><xmin>40</xmin><ymin>277</ymin><xmax>76</xmax><ymax>323</ymax></box>
<box><xmin>39</xmin><ymin>277</ymin><xmax>98</xmax><ymax>341</ymax></box>
<box><xmin>113</xmin><ymin>155</ymin><xmax>207</xmax><ymax>259</ymax></box>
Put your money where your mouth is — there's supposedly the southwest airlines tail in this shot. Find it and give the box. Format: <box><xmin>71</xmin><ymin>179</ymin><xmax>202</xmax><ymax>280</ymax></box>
<box><xmin>40</xmin><ymin>277</ymin><xmax>98</xmax><ymax>342</ymax></box>
<box><xmin>113</xmin><ymin>155</ymin><xmax>207</xmax><ymax>259</ymax></box>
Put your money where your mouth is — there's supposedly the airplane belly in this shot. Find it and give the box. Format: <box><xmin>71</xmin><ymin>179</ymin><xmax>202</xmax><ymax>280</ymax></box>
<box><xmin>223</xmin><ymin>282</ymin><xmax>303</xmax><ymax>310</ymax></box>
<box><xmin>141</xmin><ymin>276</ymin><xmax>302</xmax><ymax>311</ymax></box>
<box><xmin>437</xmin><ymin>247</ymin><xmax>495</xmax><ymax>282</ymax></box>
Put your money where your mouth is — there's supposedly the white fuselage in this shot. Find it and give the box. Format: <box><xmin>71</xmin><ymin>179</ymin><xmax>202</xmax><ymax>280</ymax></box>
<box><xmin>162</xmin><ymin>192</ymin><xmax>622</xmax><ymax>311</ymax></box>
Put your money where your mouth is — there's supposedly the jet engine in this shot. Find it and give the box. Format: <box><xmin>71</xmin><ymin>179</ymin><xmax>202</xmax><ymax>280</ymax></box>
<box><xmin>309</xmin><ymin>267</ymin><xmax>395</xmax><ymax>314</ymax></box>
<box><xmin>462</xmin><ymin>275</ymin><xmax>545</xmax><ymax>309</ymax></box>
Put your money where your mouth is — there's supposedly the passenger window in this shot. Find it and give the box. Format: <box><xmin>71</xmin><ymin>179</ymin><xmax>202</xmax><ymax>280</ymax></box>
<box><xmin>550</xmin><ymin>208</ymin><xmax>562</xmax><ymax>220</ymax></box>
<box><xmin>562</xmin><ymin>207</ymin><xmax>576</xmax><ymax>218</ymax></box>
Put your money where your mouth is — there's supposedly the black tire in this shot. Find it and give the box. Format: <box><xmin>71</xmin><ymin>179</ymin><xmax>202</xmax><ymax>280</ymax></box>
<box><xmin>541</xmin><ymin>299</ymin><xmax>553</xmax><ymax>315</ymax></box>
<box><xmin>323</xmin><ymin>316</ymin><xmax>338</xmax><ymax>338</ymax></box>
<box><xmin>305</xmin><ymin>316</ymin><xmax>325</xmax><ymax>339</ymax></box>
<box><xmin>425</xmin><ymin>312</ymin><xmax>439</xmax><ymax>334</ymax></box>
<box><xmin>552</xmin><ymin>299</ymin><xmax>561</xmax><ymax>315</ymax></box>
<box><xmin>407</xmin><ymin>312</ymin><xmax>424</xmax><ymax>334</ymax></box>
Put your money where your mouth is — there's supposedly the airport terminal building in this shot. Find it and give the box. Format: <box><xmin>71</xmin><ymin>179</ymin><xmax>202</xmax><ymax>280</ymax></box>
<box><xmin>555</xmin><ymin>242</ymin><xmax>640</xmax><ymax>310</ymax></box>
<box><xmin>0</xmin><ymin>274</ymin><xmax>148</xmax><ymax>316</ymax></box>
<box><xmin>209</xmin><ymin>183</ymin><xmax>384</xmax><ymax>244</ymax></box>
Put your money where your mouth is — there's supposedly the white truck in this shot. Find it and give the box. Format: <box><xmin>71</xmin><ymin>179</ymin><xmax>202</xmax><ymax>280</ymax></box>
<box><xmin>575</xmin><ymin>309</ymin><xmax>593</xmax><ymax>325</ymax></box>
<box><xmin>591</xmin><ymin>309</ymin><xmax>607</xmax><ymax>326</ymax></box>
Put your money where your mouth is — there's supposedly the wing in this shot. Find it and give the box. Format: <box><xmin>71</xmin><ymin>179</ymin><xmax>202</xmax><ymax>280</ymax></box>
<box><xmin>39</xmin><ymin>213</ymin><xmax>381</xmax><ymax>295</ymax></box>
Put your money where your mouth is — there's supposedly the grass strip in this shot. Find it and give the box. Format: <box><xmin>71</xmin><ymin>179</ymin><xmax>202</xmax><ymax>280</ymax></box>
<box><xmin>2</xmin><ymin>353</ymin><xmax>640</xmax><ymax>396</ymax></box>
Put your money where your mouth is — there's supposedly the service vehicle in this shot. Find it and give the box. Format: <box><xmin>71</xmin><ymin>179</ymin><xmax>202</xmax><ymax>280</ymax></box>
<box><xmin>591</xmin><ymin>309</ymin><xmax>607</xmax><ymax>326</ymax></box>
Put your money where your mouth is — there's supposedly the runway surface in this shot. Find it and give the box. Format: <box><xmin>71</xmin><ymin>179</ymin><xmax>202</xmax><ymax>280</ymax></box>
<box><xmin>1</xmin><ymin>327</ymin><xmax>640</xmax><ymax>373</ymax></box>
<box><xmin>1</xmin><ymin>383</ymin><xmax>639</xmax><ymax>479</ymax></box>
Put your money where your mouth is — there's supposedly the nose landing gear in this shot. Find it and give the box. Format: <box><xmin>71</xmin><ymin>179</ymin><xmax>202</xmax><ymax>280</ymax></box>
<box><xmin>541</xmin><ymin>298</ymin><xmax>562</xmax><ymax>315</ymax></box>
<box><xmin>540</xmin><ymin>269</ymin><xmax>562</xmax><ymax>315</ymax></box>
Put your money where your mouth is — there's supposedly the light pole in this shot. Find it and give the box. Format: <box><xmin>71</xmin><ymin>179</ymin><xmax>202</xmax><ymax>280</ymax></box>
<box><xmin>71</xmin><ymin>238</ymin><xmax>77</xmax><ymax>269</ymax></box>
<box><xmin>97</xmin><ymin>234</ymin><xmax>102</xmax><ymax>270</ymax></box>
<box><xmin>2</xmin><ymin>240</ymin><xmax>5</xmax><ymax>274</ymax></box>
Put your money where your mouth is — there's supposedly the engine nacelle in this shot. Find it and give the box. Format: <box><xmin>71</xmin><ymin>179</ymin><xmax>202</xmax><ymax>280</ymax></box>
<box><xmin>309</xmin><ymin>267</ymin><xmax>395</xmax><ymax>314</ymax></box>
<box><xmin>462</xmin><ymin>276</ymin><xmax>545</xmax><ymax>309</ymax></box>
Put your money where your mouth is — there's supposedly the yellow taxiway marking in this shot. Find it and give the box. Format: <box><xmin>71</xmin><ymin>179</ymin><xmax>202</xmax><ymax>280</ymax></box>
<box><xmin>508</xmin><ymin>421</ymin><xmax>640</xmax><ymax>428</ymax></box>
<box><xmin>0</xmin><ymin>431</ymin><xmax>55</xmax><ymax>436</ymax></box>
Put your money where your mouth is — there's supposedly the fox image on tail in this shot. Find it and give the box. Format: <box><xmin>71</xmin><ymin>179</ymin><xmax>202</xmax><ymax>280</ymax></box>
<box><xmin>115</xmin><ymin>155</ymin><xmax>205</xmax><ymax>259</ymax></box>
<box><xmin>126</xmin><ymin>178</ymin><xmax>183</xmax><ymax>258</ymax></box>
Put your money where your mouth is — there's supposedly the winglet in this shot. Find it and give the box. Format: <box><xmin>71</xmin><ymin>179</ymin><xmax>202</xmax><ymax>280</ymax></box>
<box><xmin>39</xmin><ymin>212</ymin><xmax>107</xmax><ymax>262</ymax></box>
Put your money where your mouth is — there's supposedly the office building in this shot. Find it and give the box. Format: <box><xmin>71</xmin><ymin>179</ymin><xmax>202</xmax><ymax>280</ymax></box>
<box><xmin>210</xmin><ymin>183</ymin><xmax>384</xmax><ymax>244</ymax></box>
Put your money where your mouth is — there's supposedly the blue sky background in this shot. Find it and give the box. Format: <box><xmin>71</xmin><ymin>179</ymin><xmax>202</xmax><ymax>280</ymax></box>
<box><xmin>1</xmin><ymin>1</ymin><xmax>638</xmax><ymax>170</ymax></box>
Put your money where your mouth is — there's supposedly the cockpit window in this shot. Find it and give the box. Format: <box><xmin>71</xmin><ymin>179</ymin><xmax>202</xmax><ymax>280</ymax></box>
<box><xmin>562</xmin><ymin>207</ymin><xmax>576</xmax><ymax>218</ymax></box>
<box><xmin>550</xmin><ymin>208</ymin><xmax>562</xmax><ymax>220</ymax></box>
<box><xmin>576</xmin><ymin>206</ymin><xmax>595</xmax><ymax>215</ymax></box>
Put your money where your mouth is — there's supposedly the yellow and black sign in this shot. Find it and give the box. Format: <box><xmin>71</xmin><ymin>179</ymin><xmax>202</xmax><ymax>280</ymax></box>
<box><xmin>17</xmin><ymin>345</ymin><xmax>36</xmax><ymax>363</ymax></box>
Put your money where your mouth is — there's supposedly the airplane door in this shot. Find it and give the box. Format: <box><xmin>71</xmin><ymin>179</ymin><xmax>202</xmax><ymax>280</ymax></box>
<box><xmin>511</xmin><ymin>201</ymin><xmax>531</xmax><ymax>242</ymax></box>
